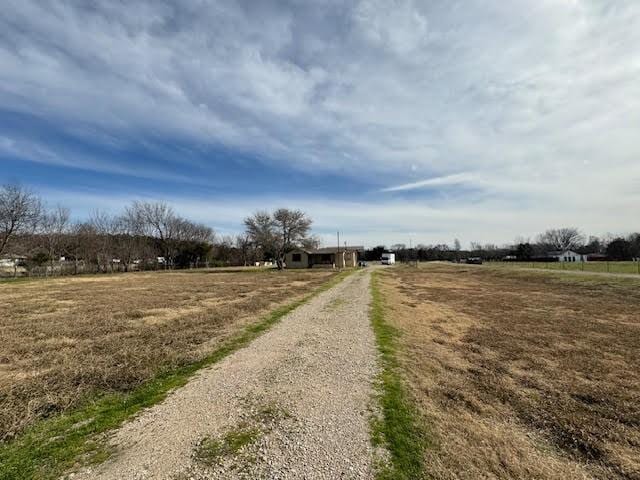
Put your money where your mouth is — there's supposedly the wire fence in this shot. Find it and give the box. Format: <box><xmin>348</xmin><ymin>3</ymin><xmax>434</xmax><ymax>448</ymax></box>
<box><xmin>0</xmin><ymin>260</ymin><xmax>224</xmax><ymax>279</ymax></box>
<box><xmin>494</xmin><ymin>260</ymin><xmax>640</xmax><ymax>275</ymax></box>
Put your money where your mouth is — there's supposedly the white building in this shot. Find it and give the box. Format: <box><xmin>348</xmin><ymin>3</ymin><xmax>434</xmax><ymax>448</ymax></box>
<box><xmin>0</xmin><ymin>255</ymin><xmax>27</xmax><ymax>276</ymax></box>
<box><xmin>381</xmin><ymin>253</ymin><xmax>396</xmax><ymax>265</ymax></box>
<box><xmin>0</xmin><ymin>255</ymin><xmax>27</xmax><ymax>267</ymax></box>
<box><xmin>547</xmin><ymin>250</ymin><xmax>586</xmax><ymax>262</ymax></box>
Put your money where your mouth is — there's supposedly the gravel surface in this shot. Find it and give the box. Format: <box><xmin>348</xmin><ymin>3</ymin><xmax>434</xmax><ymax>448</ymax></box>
<box><xmin>70</xmin><ymin>269</ymin><xmax>381</xmax><ymax>480</ymax></box>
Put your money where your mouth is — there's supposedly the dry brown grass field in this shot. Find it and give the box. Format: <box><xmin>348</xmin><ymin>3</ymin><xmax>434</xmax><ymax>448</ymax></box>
<box><xmin>379</xmin><ymin>263</ymin><xmax>640</xmax><ymax>480</ymax></box>
<box><xmin>0</xmin><ymin>269</ymin><xmax>336</xmax><ymax>442</ymax></box>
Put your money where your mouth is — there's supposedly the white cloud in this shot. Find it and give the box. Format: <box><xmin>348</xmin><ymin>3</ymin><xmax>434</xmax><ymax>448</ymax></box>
<box><xmin>381</xmin><ymin>173</ymin><xmax>474</xmax><ymax>192</ymax></box>
<box><xmin>2</xmin><ymin>0</ymin><xmax>640</xmax><ymax>240</ymax></box>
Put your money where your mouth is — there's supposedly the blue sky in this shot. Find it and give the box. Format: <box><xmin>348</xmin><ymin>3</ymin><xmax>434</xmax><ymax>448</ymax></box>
<box><xmin>1</xmin><ymin>0</ymin><xmax>639</xmax><ymax>247</ymax></box>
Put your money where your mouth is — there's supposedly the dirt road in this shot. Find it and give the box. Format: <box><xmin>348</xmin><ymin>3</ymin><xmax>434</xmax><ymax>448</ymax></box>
<box><xmin>72</xmin><ymin>270</ymin><xmax>380</xmax><ymax>480</ymax></box>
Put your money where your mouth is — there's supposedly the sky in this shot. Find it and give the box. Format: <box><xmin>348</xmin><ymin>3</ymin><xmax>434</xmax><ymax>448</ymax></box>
<box><xmin>1</xmin><ymin>0</ymin><xmax>639</xmax><ymax>248</ymax></box>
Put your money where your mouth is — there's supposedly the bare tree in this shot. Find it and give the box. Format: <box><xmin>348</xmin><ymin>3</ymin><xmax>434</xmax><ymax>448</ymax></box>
<box><xmin>127</xmin><ymin>201</ymin><xmax>177</xmax><ymax>267</ymax></box>
<box><xmin>235</xmin><ymin>233</ymin><xmax>253</xmax><ymax>266</ymax></box>
<box><xmin>537</xmin><ymin>228</ymin><xmax>585</xmax><ymax>251</ymax></box>
<box><xmin>272</xmin><ymin>208</ymin><xmax>312</xmax><ymax>268</ymax></box>
<box><xmin>300</xmin><ymin>235</ymin><xmax>321</xmax><ymax>251</ymax></box>
<box><xmin>172</xmin><ymin>217</ymin><xmax>214</xmax><ymax>244</ymax></box>
<box><xmin>90</xmin><ymin>210</ymin><xmax>118</xmax><ymax>272</ymax></box>
<box><xmin>244</xmin><ymin>210</ymin><xmax>277</xmax><ymax>259</ymax></box>
<box><xmin>244</xmin><ymin>209</ymin><xmax>313</xmax><ymax>269</ymax></box>
<box><xmin>40</xmin><ymin>205</ymin><xmax>71</xmax><ymax>275</ymax></box>
<box><xmin>123</xmin><ymin>201</ymin><xmax>214</xmax><ymax>269</ymax></box>
<box><xmin>67</xmin><ymin>221</ymin><xmax>94</xmax><ymax>274</ymax></box>
<box><xmin>114</xmin><ymin>210</ymin><xmax>146</xmax><ymax>272</ymax></box>
<box><xmin>170</xmin><ymin>217</ymin><xmax>214</xmax><ymax>268</ymax></box>
<box><xmin>0</xmin><ymin>183</ymin><xmax>42</xmax><ymax>256</ymax></box>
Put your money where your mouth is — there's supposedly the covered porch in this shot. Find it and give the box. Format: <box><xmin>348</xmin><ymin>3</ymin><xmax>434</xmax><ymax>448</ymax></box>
<box><xmin>285</xmin><ymin>247</ymin><xmax>364</xmax><ymax>269</ymax></box>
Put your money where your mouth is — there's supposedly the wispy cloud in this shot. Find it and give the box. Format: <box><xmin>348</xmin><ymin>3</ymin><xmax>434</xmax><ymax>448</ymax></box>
<box><xmin>1</xmin><ymin>0</ymin><xmax>639</xmax><ymax>242</ymax></box>
<box><xmin>0</xmin><ymin>135</ymin><xmax>201</xmax><ymax>185</ymax></box>
<box><xmin>381</xmin><ymin>173</ymin><xmax>474</xmax><ymax>192</ymax></box>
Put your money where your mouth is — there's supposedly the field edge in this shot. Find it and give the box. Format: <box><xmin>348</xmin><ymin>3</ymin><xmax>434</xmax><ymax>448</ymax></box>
<box><xmin>0</xmin><ymin>269</ymin><xmax>355</xmax><ymax>480</ymax></box>
<box><xmin>369</xmin><ymin>269</ymin><xmax>430</xmax><ymax>480</ymax></box>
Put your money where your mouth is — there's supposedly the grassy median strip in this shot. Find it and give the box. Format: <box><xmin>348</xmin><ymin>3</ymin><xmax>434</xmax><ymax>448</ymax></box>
<box><xmin>370</xmin><ymin>270</ymin><xmax>429</xmax><ymax>480</ymax></box>
<box><xmin>0</xmin><ymin>269</ymin><xmax>354</xmax><ymax>480</ymax></box>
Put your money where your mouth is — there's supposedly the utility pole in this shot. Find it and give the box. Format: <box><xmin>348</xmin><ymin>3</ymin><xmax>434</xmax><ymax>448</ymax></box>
<box><xmin>410</xmin><ymin>238</ymin><xmax>414</xmax><ymax>266</ymax></box>
<box><xmin>345</xmin><ymin>241</ymin><xmax>348</xmax><ymax>268</ymax></box>
<box><xmin>337</xmin><ymin>231</ymin><xmax>340</xmax><ymax>269</ymax></box>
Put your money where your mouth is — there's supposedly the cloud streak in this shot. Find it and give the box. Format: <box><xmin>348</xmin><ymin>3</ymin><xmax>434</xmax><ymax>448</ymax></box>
<box><xmin>381</xmin><ymin>173</ymin><xmax>474</xmax><ymax>192</ymax></box>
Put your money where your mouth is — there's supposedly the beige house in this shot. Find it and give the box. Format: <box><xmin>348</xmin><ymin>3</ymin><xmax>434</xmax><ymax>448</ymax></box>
<box><xmin>285</xmin><ymin>246</ymin><xmax>364</xmax><ymax>269</ymax></box>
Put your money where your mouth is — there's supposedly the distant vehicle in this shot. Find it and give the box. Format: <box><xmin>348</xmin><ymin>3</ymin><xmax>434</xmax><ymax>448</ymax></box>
<box><xmin>381</xmin><ymin>253</ymin><xmax>396</xmax><ymax>265</ymax></box>
<box><xmin>358</xmin><ymin>260</ymin><xmax>368</xmax><ymax>267</ymax></box>
<box><xmin>466</xmin><ymin>257</ymin><xmax>483</xmax><ymax>265</ymax></box>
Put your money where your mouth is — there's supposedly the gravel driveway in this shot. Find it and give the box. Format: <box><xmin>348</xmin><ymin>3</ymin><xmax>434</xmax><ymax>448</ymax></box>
<box><xmin>71</xmin><ymin>269</ymin><xmax>381</xmax><ymax>479</ymax></box>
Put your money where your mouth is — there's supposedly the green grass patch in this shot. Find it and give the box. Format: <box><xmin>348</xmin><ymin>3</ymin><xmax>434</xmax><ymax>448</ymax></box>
<box><xmin>0</xmin><ymin>276</ymin><xmax>38</xmax><ymax>284</ymax></box>
<box><xmin>488</xmin><ymin>260</ymin><xmax>640</xmax><ymax>275</ymax></box>
<box><xmin>253</xmin><ymin>402</ymin><xmax>291</xmax><ymax>425</ymax></box>
<box><xmin>370</xmin><ymin>271</ymin><xmax>430</xmax><ymax>480</ymax></box>
<box><xmin>479</xmin><ymin>262</ymin><xmax>640</xmax><ymax>289</ymax></box>
<box><xmin>193</xmin><ymin>399</ymin><xmax>292</xmax><ymax>470</ymax></box>
<box><xmin>0</xmin><ymin>269</ymin><xmax>354</xmax><ymax>480</ymax></box>
<box><xmin>194</xmin><ymin>424</ymin><xmax>262</xmax><ymax>467</ymax></box>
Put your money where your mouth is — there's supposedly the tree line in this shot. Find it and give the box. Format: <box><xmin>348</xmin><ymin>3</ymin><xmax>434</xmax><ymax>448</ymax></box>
<box><xmin>3</xmin><ymin>182</ymin><xmax>638</xmax><ymax>276</ymax></box>
<box><xmin>512</xmin><ymin>228</ymin><xmax>640</xmax><ymax>261</ymax></box>
<box><xmin>0</xmin><ymin>183</ymin><xmax>317</xmax><ymax>276</ymax></box>
<box><xmin>364</xmin><ymin>227</ymin><xmax>640</xmax><ymax>263</ymax></box>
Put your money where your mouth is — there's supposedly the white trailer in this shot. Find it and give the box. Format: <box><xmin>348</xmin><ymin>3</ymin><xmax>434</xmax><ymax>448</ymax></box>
<box><xmin>381</xmin><ymin>253</ymin><xmax>396</xmax><ymax>265</ymax></box>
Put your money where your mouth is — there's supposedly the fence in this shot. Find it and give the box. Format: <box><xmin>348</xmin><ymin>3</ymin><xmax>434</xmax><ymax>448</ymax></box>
<box><xmin>0</xmin><ymin>260</ymin><xmax>218</xmax><ymax>278</ymax></box>
<box><xmin>497</xmin><ymin>260</ymin><xmax>640</xmax><ymax>275</ymax></box>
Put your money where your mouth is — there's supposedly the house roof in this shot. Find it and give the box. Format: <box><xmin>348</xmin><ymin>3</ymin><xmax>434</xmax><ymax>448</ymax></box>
<box><xmin>546</xmin><ymin>250</ymin><xmax>579</xmax><ymax>256</ymax></box>
<box><xmin>311</xmin><ymin>246</ymin><xmax>364</xmax><ymax>254</ymax></box>
<box><xmin>291</xmin><ymin>246</ymin><xmax>364</xmax><ymax>254</ymax></box>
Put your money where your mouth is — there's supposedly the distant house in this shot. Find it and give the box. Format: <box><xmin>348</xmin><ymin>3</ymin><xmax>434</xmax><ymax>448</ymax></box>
<box><xmin>0</xmin><ymin>255</ymin><xmax>28</xmax><ymax>277</ymax></box>
<box><xmin>0</xmin><ymin>255</ymin><xmax>27</xmax><ymax>268</ymax></box>
<box><xmin>546</xmin><ymin>250</ymin><xmax>586</xmax><ymax>262</ymax></box>
<box><xmin>285</xmin><ymin>246</ymin><xmax>364</xmax><ymax>269</ymax></box>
